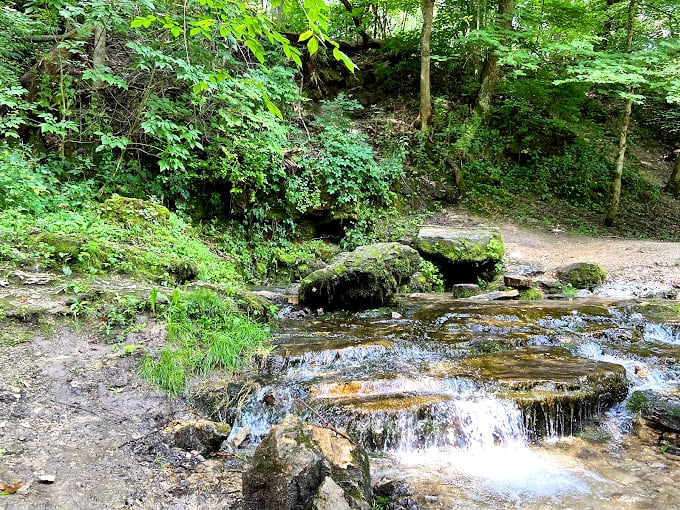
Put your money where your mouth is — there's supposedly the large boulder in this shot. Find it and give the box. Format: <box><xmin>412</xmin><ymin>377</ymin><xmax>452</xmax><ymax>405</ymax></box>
<box><xmin>556</xmin><ymin>262</ymin><xmax>607</xmax><ymax>290</ymax></box>
<box><xmin>242</xmin><ymin>415</ymin><xmax>372</xmax><ymax>510</ymax></box>
<box><xmin>412</xmin><ymin>226</ymin><xmax>504</xmax><ymax>286</ymax></box>
<box><xmin>298</xmin><ymin>243</ymin><xmax>420</xmax><ymax>311</ymax></box>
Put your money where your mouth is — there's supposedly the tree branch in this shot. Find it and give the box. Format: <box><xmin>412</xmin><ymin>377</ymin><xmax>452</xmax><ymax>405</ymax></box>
<box><xmin>26</xmin><ymin>28</ymin><xmax>79</xmax><ymax>43</ymax></box>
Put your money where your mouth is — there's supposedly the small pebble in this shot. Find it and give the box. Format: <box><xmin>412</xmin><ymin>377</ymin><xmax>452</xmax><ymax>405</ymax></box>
<box><xmin>38</xmin><ymin>474</ymin><xmax>56</xmax><ymax>484</ymax></box>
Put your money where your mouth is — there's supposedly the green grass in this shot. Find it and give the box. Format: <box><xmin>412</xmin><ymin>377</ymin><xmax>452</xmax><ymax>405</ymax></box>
<box><xmin>139</xmin><ymin>288</ymin><xmax>270</xmax><ymax>395</ymax></box>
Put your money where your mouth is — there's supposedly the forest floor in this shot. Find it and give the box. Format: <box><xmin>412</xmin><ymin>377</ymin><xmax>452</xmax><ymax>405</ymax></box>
<box><xmin>3</xmin><ymin>209</ymin><xmax>680</xmax><ymax>509</ymax></box>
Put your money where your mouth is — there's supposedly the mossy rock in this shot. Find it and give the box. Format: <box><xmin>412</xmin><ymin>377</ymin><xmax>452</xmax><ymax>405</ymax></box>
<box><xmin>123</xmin><ymin>248</ymin><xmax>198</xmax><ymax>284</ymax></box>
<box><xmin>298</xmin><ymin>242</ymin><xmax>421</xmax><ymax>311</ymax></box>
<box><xmin>233</xmin><ymin>289</ymin><xmax>274</xmax><ymax>321</ymax></box>
<box><xmin>31</xmin><ymin>231</ymin><xmax>85</xmax><ymax>260</ymax></box>
<box><xmin>630</xmin><ymin>390</ymin><xmax>680</xmax><ymax>432</ymax></box>
<box><xmin>412</xmin><ymin>226</ymin><xmax>504</xmax><ymax>286</ymax></box>
<box><xmin>556</xmin><ymin>262</ymin><xmax>607</xmax><ymax>290</ymax></box>
<box><xmin>100</xmin><ymin>195</ymin><xmax>171</xmax><ymax>228</ymax></box>
<box><xmin>631</xmin><ymin>390</ymin><xmax>680</xmax><ymax>453</ymax></box>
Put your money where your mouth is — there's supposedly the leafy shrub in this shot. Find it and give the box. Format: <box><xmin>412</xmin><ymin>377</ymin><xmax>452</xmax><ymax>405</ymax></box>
<box><xmin>288</xmin><ymin>94</ymin><xmax>404</xmax><ymax>216</ymax></box>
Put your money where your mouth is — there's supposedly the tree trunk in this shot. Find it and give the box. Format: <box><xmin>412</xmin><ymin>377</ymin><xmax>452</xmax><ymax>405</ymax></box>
<box><xmin>338</xmin><ymin>0</ymin><xmax>370</xmax><ymax>46</ymax></box>
<box><xmin>473</xmin><ymin>0</ymin><xmax>515</xmax><ymax>123</ymax></box>
<box><xmin>666</xmin><ymin>151</ymin><xmax>680</xmax><ymax>196</ymax></box>
<box><xmin>92</xmin><ymin>23</ymin><xmax>107</xmax><ymax>97</ymax></box>
<box><xmin>419</xmin><ymin>0</ymin><xmax>435</xmax><ymax>132</ymax></box>
<box><xmin>604</xmin><ymin>0</ymin><xmax>636</xmax><ymax>226</ymax></box>
<box><xmin>605</xmin><ymin>97</ymin><xmax>632</xmax><ymax>226</ymax></box>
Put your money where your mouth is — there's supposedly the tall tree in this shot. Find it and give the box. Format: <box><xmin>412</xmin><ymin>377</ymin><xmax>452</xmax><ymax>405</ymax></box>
<box><xmin>605</xmin><ymin>0</ymin><xmax>636</xmax><ymax>226</ymax></box>
<box><xmin>473</xmin><ymin>0</ymin><xmax>515</xmax><ymax>123</ymax></box>
<box><xmin>419</xmin><ymin>0</ymin><xmax>435</xmax><ymax>131</ymax></box>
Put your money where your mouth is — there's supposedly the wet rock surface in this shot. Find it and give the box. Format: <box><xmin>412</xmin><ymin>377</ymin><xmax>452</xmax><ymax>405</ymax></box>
<box><xmin>630</xmin><ymin>390</ymin><xmax>680</xmax><ymax>454</ymax></box>
<box><xmin>462</xmin><ymin>346</ymin><xmax>629</xmax><ymax>437</ymax></box>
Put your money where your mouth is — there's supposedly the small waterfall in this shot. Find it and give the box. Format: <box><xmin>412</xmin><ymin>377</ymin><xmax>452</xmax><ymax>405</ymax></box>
<box><xmin>642</xmin><ymin>321</ymin><xmax>680</xmax><ymax>345</ymax></box>
<box><xmin>395</xmin><ymin>392</ymin><xmax>526</xmax><ymax>451</ymax></box>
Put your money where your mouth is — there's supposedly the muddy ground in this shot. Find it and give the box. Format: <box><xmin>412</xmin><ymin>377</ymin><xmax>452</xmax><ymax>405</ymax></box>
<box><xmin>3</xmin><ymin>214</ymin><xmax>680</xmax><ymax>509</ymax></box>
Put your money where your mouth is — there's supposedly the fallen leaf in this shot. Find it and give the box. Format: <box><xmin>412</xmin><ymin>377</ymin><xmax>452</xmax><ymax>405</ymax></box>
<box><xmin>0</xmin><ymin>480</ymin><xmax>23</xmax><ymax>494</ymax></box>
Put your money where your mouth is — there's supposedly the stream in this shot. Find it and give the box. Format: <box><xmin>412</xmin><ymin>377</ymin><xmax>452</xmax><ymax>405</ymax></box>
<box><xmin>234</xmin><ymin>295</ymin><xmax>680</xmax><ymax>509</ymax></box>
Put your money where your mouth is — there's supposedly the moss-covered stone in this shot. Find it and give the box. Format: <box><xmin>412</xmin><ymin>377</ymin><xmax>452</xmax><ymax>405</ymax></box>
<box><xmin>631</xmin><ymin>390</ymin><xmax>680</xmax><ymax>454</ymax></box>
<box><xmin>298</xmin><ymin>242</ymin><xmax>421</xmax><ymax>311</ymax></box>
<box><xmin>556</xmin><ymin>262</ymin><xmax>607</xmax><ymax>290</ymax></box>
<box><xmin>412</xmin><ymin>226</ymin><xmax>504</xmax><ymax>286</ymax></box>
<box><xmin>451</xmin><ymin>283</ymin><xmax>482</xmax><ymax>298</ymax></box>
<box><xmin>100</xmin><ymin>195</ymin><xmax>171</xmax><ymax>228</ymax></box>
<box><xmin>31</xmin><ymin>231</ymin><xmax>85</xmax><ymax>260</ymax></box>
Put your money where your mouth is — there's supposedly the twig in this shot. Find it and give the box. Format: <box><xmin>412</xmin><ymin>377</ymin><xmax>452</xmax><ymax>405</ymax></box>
<box><xmin>295</xmin><ymin>398</ymin><xmax>356</xmax><ymax>445</ymax></box>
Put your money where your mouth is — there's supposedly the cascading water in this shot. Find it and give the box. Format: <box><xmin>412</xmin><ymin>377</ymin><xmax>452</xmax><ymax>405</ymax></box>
<box><xmin>232</xmin><ymin>297</ymin><xmax>680</xmax><ymax>508</ymax></box>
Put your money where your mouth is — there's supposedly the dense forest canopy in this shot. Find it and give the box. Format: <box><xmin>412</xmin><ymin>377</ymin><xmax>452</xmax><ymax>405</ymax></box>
<box><xmin>0</xmin><ymin>0</ymin><xmax>679</xmax><ymax>284</ymax></box>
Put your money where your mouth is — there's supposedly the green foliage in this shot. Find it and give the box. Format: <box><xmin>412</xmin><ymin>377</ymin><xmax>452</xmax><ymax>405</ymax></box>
<box><xmin>0</xmin><ymin>145</ymin><xmax>240</xmax><ymax>284</ymax></box>
<box><xmin>289</xmin><ymin>95</ymin><xmax>404</xmax><ymax>216</ymax></box>
<box><xmin>519</xmin><ymin>288</ymin><xmax>542</xmax><ymax>301</ymax></box>
<box><xmin>561</xmin><ymin>283</ymin><xmax>578</xmax><ymax>297</ymax></box>
<box><xmin>140</xmin><ymin>288</ymin><xmax>270</xmax><ymax>395</ymax></box>
<box><xmin>417</xmin><ymin>259</ymin><xmax>445</xmax><ymax>292</ymax></box>
<box><xmin>341</xmin><ymin>207</ymin><xmax>425</xmax><ymax>250</ymax></box>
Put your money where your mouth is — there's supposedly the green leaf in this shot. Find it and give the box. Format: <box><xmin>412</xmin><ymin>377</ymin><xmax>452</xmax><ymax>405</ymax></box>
<box><xmin>131</xmin><ymin>15</ymin><xmax>156</xmax><ymax>29</ymax></box>
<box><xmin>332</xmin><ymin>48</ymin><xmax>355</xmax><ymax>72</ymax></box>
<box><xmin>307</xmin><ymin>37</ymin><xmax>319</xmax><ymax>55</ymax></box>
<box><xmin>263</xmin><ymin>95</ymin><xmax>283</xmax><ymax>120</ymax></box>
<box><xmin>299</xmin><ymin>30</ymin><xmax>313</xmax><ymax>42</ymax></box>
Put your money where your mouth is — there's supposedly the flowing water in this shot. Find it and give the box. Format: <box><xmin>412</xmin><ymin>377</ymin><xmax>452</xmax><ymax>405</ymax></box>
<box><xmin>235</xmin><ymin>296</ymin><xmax>680</xmax><ymax>509</ymax></box>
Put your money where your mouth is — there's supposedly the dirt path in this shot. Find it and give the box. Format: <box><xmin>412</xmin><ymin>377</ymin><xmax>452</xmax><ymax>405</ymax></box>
<box><xmin>3</xmin><ymin>216</ymin><xmax>680</xmax><ymax>509</ymax></box>
<box><xmin>437</xmin><ymin>208</ymin><xmax>680</xmax><ymax>292</ymax></box>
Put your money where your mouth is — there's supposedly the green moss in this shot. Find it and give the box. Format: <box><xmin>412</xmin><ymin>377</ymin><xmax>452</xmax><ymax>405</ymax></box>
<box><xmin>519</xmin><ymin>288</ymin><xmax>542</xmax><ymax>301</ymax></box>
<box><xmin>31</xmin><ymin>231</ymin><xmax>84</xmax><ymax>260</ymax></box>
<box><xmin>100</xmin><ymin>195</ymin><xmax>170</xmax><ymax>228</ymax></box>
<box><xmin>299</xmin><ymin>243</ymin><xmax>421</xmax><ymax>310</ymax></box>
<box><xmin>556</xmin><ymin>262</ymin><xmax>607</xmax><ymax>290</ymax></box>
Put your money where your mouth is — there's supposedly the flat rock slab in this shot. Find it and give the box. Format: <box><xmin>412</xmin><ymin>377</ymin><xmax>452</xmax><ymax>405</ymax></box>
<box><xmin>298</xmin><ymin>243</ymin><xmax>420</xmax><ymax>311</ymax></box>
<box><xmin>463</xmin><ymin>346</ymin><xmax>628</xmax><ymax>437</ymax></box>
<box><xmin>413</xmin><ymin>226</ymin><xmax>504</xmax><ymax>264</ymax></box>
<box><xmin>413</xmin><ymin>226</ymin><xmax>504</xmax><ymax>285</ymax></box>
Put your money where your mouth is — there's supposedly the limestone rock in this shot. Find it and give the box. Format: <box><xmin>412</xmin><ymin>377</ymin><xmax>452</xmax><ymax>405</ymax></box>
<box><xmin>463</xmin><ymin>346</ymin><xmax>629</xmax><ymax>438</ymax></box>
<box><xmin>312</xmin><ymin>477</ymin><xmax>352</xmax><ymax>510</ymax></box>
<box><xmin>412</xmin><ymin>226</ymin><xmax>504</xmax><ymax>285</ymax></box>
<box><xmin>298</xmin><ymin>243</ymin><xmax>420</xmax><ymax>311</ymax></box>
<box><xmin>467</xmin><ymin>289</ymin><xmax>519</xmax><ymax>301</ymax></box>
<box><xmin>556</xmin><ymin>262</ymin><xmax>607</xmax><ymax>290</ymax></box>
<box><xmin>242</xmin><ymin>415</ymin><xmax>372</xmax><ymax>510</ymax></box>
<box><xmin>169</xmin><ymin>419</ymin><xmax>231</xmax><ymax>456</ymax></box>
<box><xmin>503</xmin><ymin>274</ymin><xmax>534</xmax><ymax>289</ymax></box>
